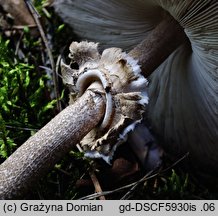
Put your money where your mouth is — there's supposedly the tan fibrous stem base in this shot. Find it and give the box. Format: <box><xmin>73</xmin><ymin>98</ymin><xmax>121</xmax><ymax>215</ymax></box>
<box><xmin>0</xmin><ymin>89</ymin><xmax>105</xmax><ymax>199</ymax></box>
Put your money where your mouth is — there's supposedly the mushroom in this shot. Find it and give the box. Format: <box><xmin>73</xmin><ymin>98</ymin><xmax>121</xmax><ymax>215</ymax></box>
<box><xmin>0</xmin><ymin>0</ymin><xmax>217</xmax><ymax>199</ymax></box>
<box><xmin>0</xmin><ymin>41</ymin><xmax>149</xmax><ymax>199</ymax></box>
<box><xmin>53</xmin><ymin>0</ymin><xmax>218</xmax><ymax>177</ymax></box>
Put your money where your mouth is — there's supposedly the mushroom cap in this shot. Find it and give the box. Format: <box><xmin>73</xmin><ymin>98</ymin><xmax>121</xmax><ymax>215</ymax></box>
<box><xmin>54</xmin><ymin>0</ymin><xmax>218</xmax><ymax>175</ymax></box>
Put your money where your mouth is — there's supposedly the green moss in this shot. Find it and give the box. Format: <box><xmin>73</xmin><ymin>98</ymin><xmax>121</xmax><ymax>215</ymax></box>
<box><xmin>0</xmin><ymin>36</ymin><xmax>56</xmax><ymax>159</ymax></box>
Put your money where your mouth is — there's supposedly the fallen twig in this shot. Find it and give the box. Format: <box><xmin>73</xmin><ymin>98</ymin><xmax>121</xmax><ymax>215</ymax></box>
<box><xmin>25</xmin><ymin>0</ymin><xmax>62</xmax><ymax>112</ymax></box>
<box><xmin>2</xmin><ymin>24</ymin><xmax>37</xmax><ymax>31</ymax></box>
<box><xmin>79</xmin><ymin>153</ymin><xmax>189</xmax><ymax>200</ymax></box>
<box><xmin>76</xmin><ymin>144</ymin><xmax>106</xmax><ymax>200</ymax></box>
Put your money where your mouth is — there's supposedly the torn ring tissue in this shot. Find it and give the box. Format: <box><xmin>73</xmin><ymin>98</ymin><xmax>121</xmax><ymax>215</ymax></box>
<box><xmin>61</xmin><ymin>41</ymin><xmax>149</xmax><ymax>164</ymax></box>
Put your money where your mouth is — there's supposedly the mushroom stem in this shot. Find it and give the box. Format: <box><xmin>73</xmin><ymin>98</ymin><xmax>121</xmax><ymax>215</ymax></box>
<box><xmin>0</xmin><ymin>87</ymin><xmax>105</xmax><ymax>199</ymax></box>
<box><xmin>129</xmin><ymin>14</ymin><xmax>187</xmax><ymax>77</ymax></box>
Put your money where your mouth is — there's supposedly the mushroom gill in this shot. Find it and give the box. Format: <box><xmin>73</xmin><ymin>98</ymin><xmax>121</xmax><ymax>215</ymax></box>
<box><xmin>53</xmin><ymin>0</ymin><xmax>218</xmax><ymax>176</ymax></box>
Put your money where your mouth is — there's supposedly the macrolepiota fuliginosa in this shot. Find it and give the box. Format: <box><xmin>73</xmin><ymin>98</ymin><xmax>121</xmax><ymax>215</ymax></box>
<box><xmin>0</xmin><ymin>0</ymin><xmax>217</xmax><ymax>199</ymax></box>
<box><xmin>53</xmin><ymin>0</ymin><xmax>218</xmax><ymax>177</ymax></box>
